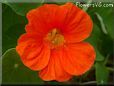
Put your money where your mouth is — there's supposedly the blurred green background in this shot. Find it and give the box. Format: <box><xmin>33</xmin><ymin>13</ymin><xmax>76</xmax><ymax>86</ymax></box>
<box><xmin>2</xmin><ymin>0</ymin><xmax>114</xmax><ymax>85</ymax></box>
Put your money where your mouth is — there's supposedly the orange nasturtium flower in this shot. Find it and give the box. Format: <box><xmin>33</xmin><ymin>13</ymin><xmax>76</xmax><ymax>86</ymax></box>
<box><xmin>16</xmin><ymin>2</ymin><xmax>96</xmax><ymax>82</ymax></box>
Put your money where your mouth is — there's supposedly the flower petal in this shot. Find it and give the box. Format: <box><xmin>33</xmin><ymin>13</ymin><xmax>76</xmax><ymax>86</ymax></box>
<box><xmin>26</xmin><ymin>4</ymin><xmax>59</xmax><ymax>35</ymax></box>
<box><xmin>60</xmin><ymin>3</ymin><xmax>93</xmax><ymax>43</ymax></box>
<box><xmin>39</xmin><ymin>49</ymin><xmax>72</xmax><ymax>82</ymax></box>
<box><xmin>17</xmin><ymin>33</ymin><xmax>43</xmax><ymax>44</ymax></box>
<box><xmin>26</xmin><ymin>2</ymin><xmax>92</xmax><ymax>43</ymax></box>
<box><xmin>16</xmin><ymin>33</ymin><xmax>50</xmax><ymax>71</ymax></box>
<box><xmin>60</xmin><ymin>42</ymin><xmax>95</xmax><ymax>75</ymax></box>
<box><xmin>16</xmin><ymin>33</ymin><xmax>42</xmax><ymax>56</ymax></box>
<box><xmin>20</xmin><ymin>43</ymin><xmax>50</xmax><ymax>71</ymax></box>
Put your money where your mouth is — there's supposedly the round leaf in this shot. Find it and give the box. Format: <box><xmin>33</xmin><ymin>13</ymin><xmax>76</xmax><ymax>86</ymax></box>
<box><xmin>2</xmin><ymin>48</ymin><xmax>43</xmax><ymax>84</ymax></box>
<box><xmin>95</xmin><ymin>62</ymin><xmax>109</xmax><ymax>84</ymax></box>
<box><xmin>88</xmin><ymin>4</ymin><xmax>114</xmax><ymax>39</ymax></box>
<box><xmin>4</xmin><ymin>1</ymin><xmax>43</xmax><ymax>16</ymax></box>
<box><xmin>2</xmin><ymin>4</ymin><xmax>26</xmax><ymax>53</ymax></box>
<box><xmin>85</xmin><ymin>24</ymin><xmax>104</xmax><ymax>61</ymax></box>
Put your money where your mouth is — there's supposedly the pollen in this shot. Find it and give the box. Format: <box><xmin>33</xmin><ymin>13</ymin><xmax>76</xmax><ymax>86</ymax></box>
<box><xmin>44</xmin><ymin>28</ymin><xmax>65</xmax><ymax>49</ymax></box>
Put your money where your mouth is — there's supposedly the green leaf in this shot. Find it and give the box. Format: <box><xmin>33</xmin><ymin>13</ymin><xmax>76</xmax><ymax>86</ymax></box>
<box><xmin>95</xmin><ymin>62</ymin><xmax>109</xmax><ymax>84</ymax></box>
<box><xmin>2</xmin><ymin>4</ymin><xmax>27</xmax><ymax>32</ymax></box>
<box><xmin>87</xmin><ymin>5</ymin><xmax>114</xmax><ymax>61</ymax></box>
<box><xmin>4</xmin><ymin>1</ymin><xmax>43</xmax><ymax>16</ymax></box>
<box><xmin>88</xmin><ymin>3</ymin><xmax>114</xmax><ymax>39</ymax></box>
<box><xmin>95</xmin><ymin>12</ymin><xmax>107</xmax><ymax>35</ymax></box>
<box><xmin>2</xmin><ymin>4</ymin><xmax>26</xmax><ymax>53</ymax></box>
<box><xmin>95</xmin><ymin>50</ymin><xmax>104</xmax><ymax>62</ymax></box>
<box><xmin>2</xmin><ymin>48</ymin><xmax>43</xmax><ymax>84</ymax></box>
<box><xmin>82</xmin><ymin>0</ymin><xmax>92</xmax><ymax>11</ymax></box>
<box><xmin>85</xmin><ymin>24</ymin><xmax>104</xmax><ymax>61</ymax></box>
<box><xmin>3</xmin><ymin>23</ymin><xmax>25</xmax><ymax>53</ymax></box>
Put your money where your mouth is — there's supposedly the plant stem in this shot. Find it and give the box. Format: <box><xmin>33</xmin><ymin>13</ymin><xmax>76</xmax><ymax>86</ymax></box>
<box><xmin>83</xmin><ymin>0</ymin><xmax>92</xmax><ymax>11</ymax></box>
<box><xmin>80</xmin><ymin>81</ymin><xmax>97</xmax><ymax>85</ymax></box>
<box><xmin>107</xmin><ymin>67</ymin><xmax>114</xmax><ymax>71</ymax></box>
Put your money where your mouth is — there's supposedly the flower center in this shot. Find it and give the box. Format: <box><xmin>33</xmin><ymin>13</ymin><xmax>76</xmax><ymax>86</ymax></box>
<box><xmin>44</xmin><ymin>28</ymin><xmax>65</xmax><ymax>49</ymax></box>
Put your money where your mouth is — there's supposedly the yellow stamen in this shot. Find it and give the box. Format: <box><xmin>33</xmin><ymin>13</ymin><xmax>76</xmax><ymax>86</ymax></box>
<box><xmin>44</xmin><ymin>28</ymin><xmax>65</xmax><ymax>49</ymax></box>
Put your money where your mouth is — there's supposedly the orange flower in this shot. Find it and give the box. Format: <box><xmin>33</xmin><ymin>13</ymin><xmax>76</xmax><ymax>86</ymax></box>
<box><xmin>16</xmin><ymin>2</ymin><xmax>96</xmax><ymax>82</ymax></box>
